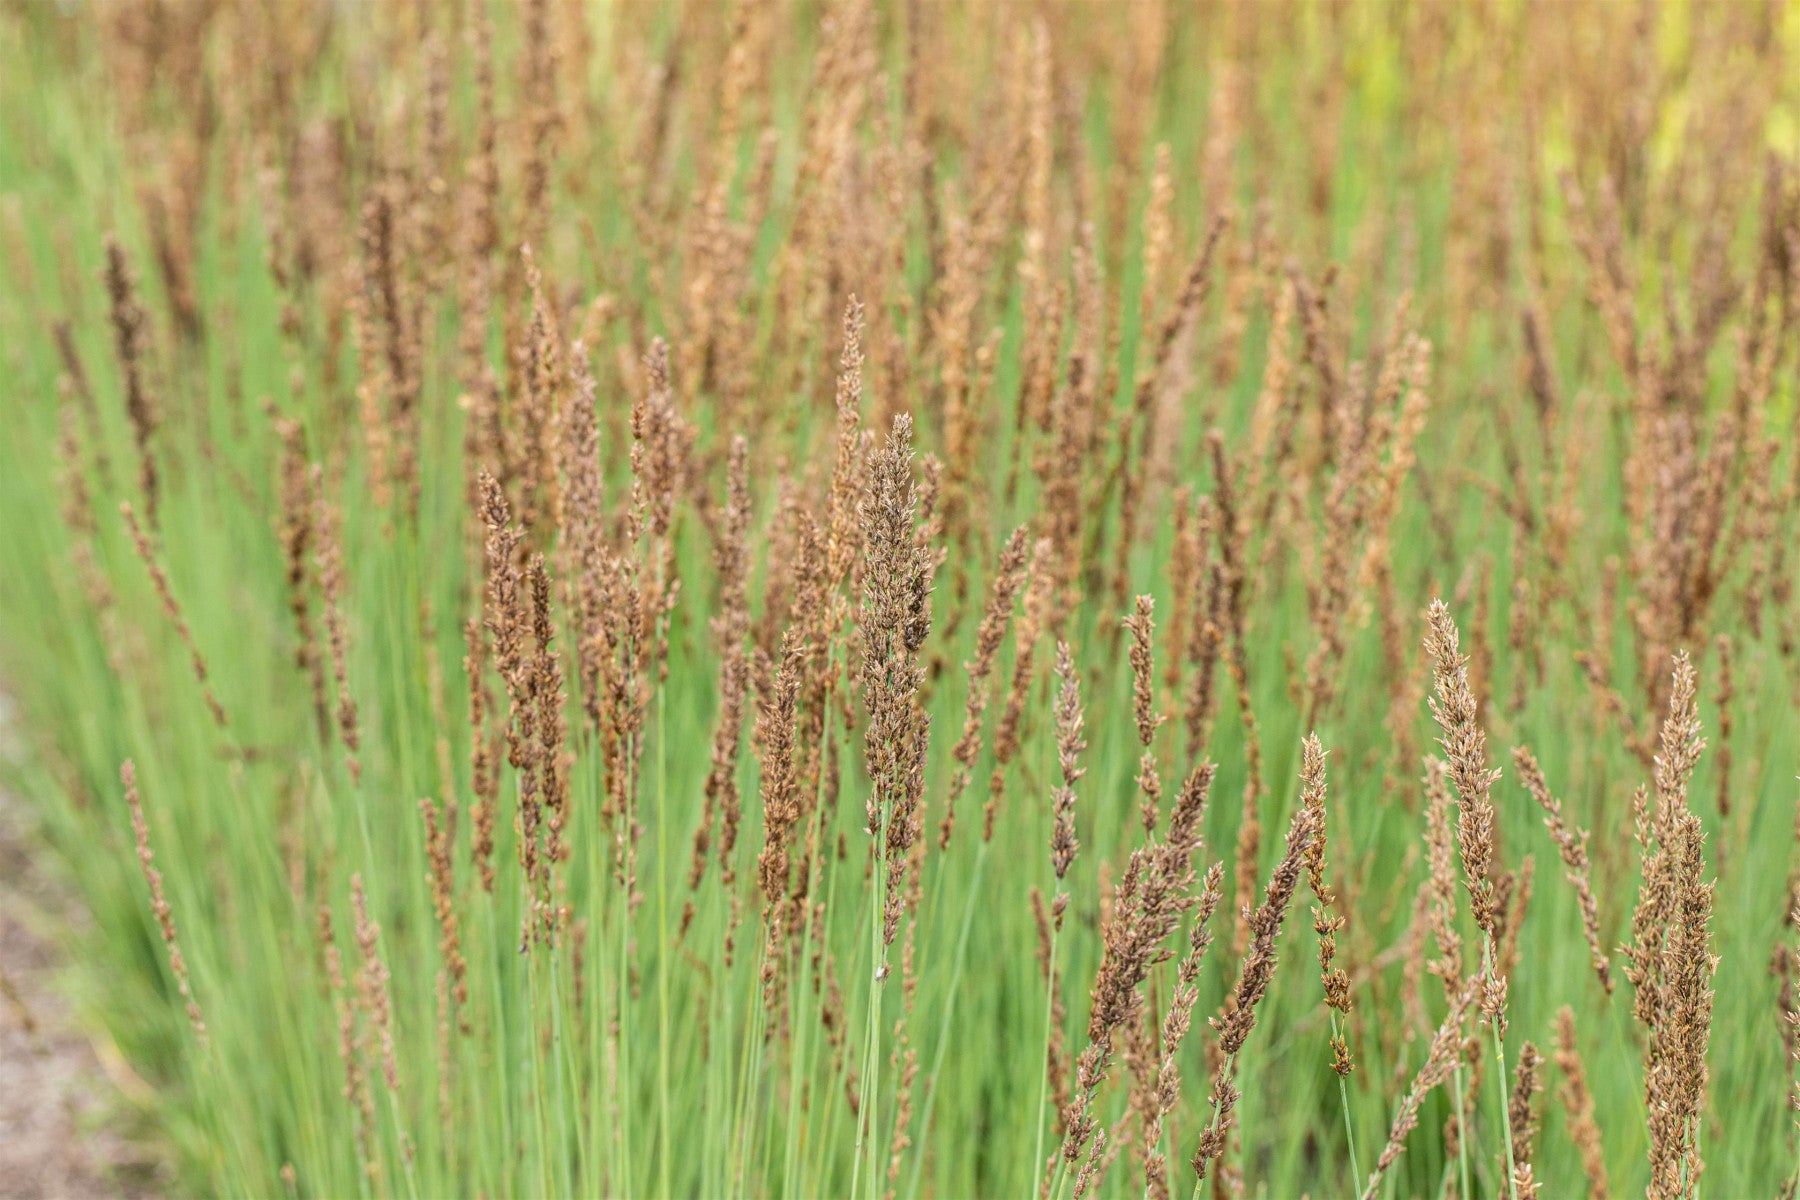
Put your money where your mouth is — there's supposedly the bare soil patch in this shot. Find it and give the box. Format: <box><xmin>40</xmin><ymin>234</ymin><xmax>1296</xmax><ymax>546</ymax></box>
<box><xmin>0</xmin><ymin>702</ymin><xmax>166</xmax><ymax>1199</ymax></box>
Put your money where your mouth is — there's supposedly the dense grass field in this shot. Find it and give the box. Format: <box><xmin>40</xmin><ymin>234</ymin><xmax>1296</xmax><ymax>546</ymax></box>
<box><xmin>1</xmin><ymin>1</ymin><xmax>1797</xmax><ymax>1197</ymax></box>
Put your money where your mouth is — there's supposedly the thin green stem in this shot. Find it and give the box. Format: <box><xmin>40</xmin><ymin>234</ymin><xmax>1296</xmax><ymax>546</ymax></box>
<box><xmin>1452</xmin><ymin>1063</ymin><xmax>1471</xmax><ymax>1200</ymax></box>
<box><xmin>527</xmin><ymin>946</ymin><xmax>553</xmax><ymax>1199</ymax></box>
<box><xmin>617</xmin><ymin>728</ymin><xmax>637</xmax><ymax>1199</ymax></box>
<box><xmin>1029</xmin><ymin>898</ymin><xmax>1063</xmax><ymax>1200</ymax></box>
<box><xmin>730</xmin><ymin>938</ymin><xmax>771</xmax><ymax>1195</ymax></box>
<box><xmin>1329</xmin><ymin>1010</ymin><xmax>1364</xmax><ymax>1189</ymax></box>
<box><xmin>1484</xmin><ymin>939</ymin><xmax>1519</xmax><ymax>1200</ymax></box>
<box><xmin>903</xmin><ymin>839</ymin><xmax>990</xmax><ymax>1200</ymax></box>
<box><xmin>656</xmin><ymin>678</ymin><xmax>672</xmax><ymax>1200</ymax></box>
<box><xmin>1190</xmin><ymin>1052</ymin><xmax>1239</xmax><ymax>1200</ymax></box>
<box><xmin>783</xmin><ymin>784</ymin><xmax>833</xmax><ymax>1196</ymax></box>
<box><xmin>851</xmin><ymin>837</ymin><xmax>886</xmax><ymax>1200</ymax></box>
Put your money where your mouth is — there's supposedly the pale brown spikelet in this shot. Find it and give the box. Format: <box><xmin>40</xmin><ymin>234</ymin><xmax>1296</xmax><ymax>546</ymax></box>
<box><xmin>1359</xmin><ymin>974</ymin><xmax>1479</xmax><ymax>1200</ymax></box>
<box><xmin>562</xmin><ymin>342</ymin><xmax>607</xmax><ymax>730</ymax></box>
<box><xmin>478</xmin><ymin>468</ymin><xmax>529</xmax><ymax>737</ymax></box>
<box><xmin>433</xmin><ymin>968</ymin><xmax>452</xmax><ymax>1140</ymax></box>
<box><xmin>1713</xmin><ymin>633</ymin><xmax>1733</xmax><ymax>819</ymax></box>
<box><xmin>273</xmin><ymin>416</ymin><xmax>329</xmax><ymax>743</ymax></box>
<box><xmin>1029</xmin><ymin>885</ymin><xmax>1073</xmax><ymax>1130</ymax></box>
<box><xmin>346</xmin><ymin>232</ymin><xmax>386</xmax><ymax>513</ymax></box>
<box><xmin>1496</xmin><ymin>855</ymin><xmax>1535</xmax><ymax>1000</ymax></box>
<box><xmin>1142</xmin><ymin>860</ymin><xmax>1225</xmax><ymax>1200</ymax></box>
<box><xmin>1423</xmin><ymin>599</ymin><xmax>1500</xmax><ymax>940</ymax></box>
<box><xmin>940</xmin><ymin>525</ymin><xmax>1029</xmax><ymax>849</ymax></box>
<box><xmin>1396</xmin><ymin>884</ymin><xmax>1432</xmax><ymax>1049</ymax></box>
<box><xmin>1627</xmin><ymin>654</ymin><xmax>1706</xmax><ymax>1015</ymax></box>
<box><xmin>693</xmin><ymin>436</ymin><xmax>754</xmax><ymax>888</ymax></box>
<box><xmin>527</xmin><ymin>556</ymin><xmax>570</xmax><ymax>885</ymax></box>
<box><xmin>631</xmin><ymin>337</ymin><xmax>693</xmax><ymax>546</ymax></box>
<box><xmin>1352</xmin><ymin>331</ymin><xmax>1433</xmax><ymax>612</ymax></box>
<box><xmin>1138</xmin><ymin>142</ymin><xmax>1174</xmax><ymax>330</ymax></box>
<box><xmin>1163</xmin><ymin>490</ymin><xmax>1200</xmax><ymax>702</ymax></box>
<box><xmin>456</xmin><ymin>8</ymin><xmax>500</xmax><ymax>443</ymax></box>
<box><xmin>1631</xmin><ymin>652</ymin><xmax>1715</xmax><ymax>1200</ymax></box>
<box><xmin>312</xmin><ymin>468</ymin><xmax>361</xmax><ymax>783</ymax></box>
<box><xmin>1553</xmin><ymin>1006</ymin><xmax>1611</xmax><ymax>1200</ymax></box>
<box><xmin>122</xmin><ymin>761</ymin><xmax>205</xmax><ymax>1044</ymax></box>
<box><xmin>509</xmin><ymin>557</ymin><xmax>558</xmax><ymax>941</ymax></box>
<box><xmin>518</xmin><ymin>245</ymin><xmax>564</xmax><ymax>537</ymax></box>
<box><xmin>358</xmin><ymin>179</ymin><xmax>424</xmax><ymax>516</ymax></box>
<box><xmin>1468</xmin><ymin>561</ymin><xmax>1496</xmax><ymax>724</ymax></box>
<box><xmin>884</xmin><ymin>1023</ymin><xmax>921</xmax><ymax>1200</ymax></box>
<box><xmin>51</xmin><ymin>319</ymin><xmax>108</xmax><ymax>491</ymax></box>
<box><xmin>1182</xmin><ymin>524</ymin><xmax>1223</xmax><ymax>761</ymax></box>
<box><xmin>1506</xmin><ymin>571</ymin><xmax>1536</xmax><ymax>716</ymax></box>
<box><xmin>1300</xmin><ymin>734</ymin><xmax>1352</xmax><ymax>1075</ymax></box>
<box><xmin>1013</xmin><ymin>18</ymin><xmax>1057</xmax><ymax>437</ymax></box>
<box><xmin>517</xmin><ymin>0</ymin><xmax>561</xmax><ymax>253</ymax></box>
<box><xmin>1246</xmin><ymin>279</ymin><xmax>1299</xmax><ymax>512</ymax></box>
<box><xmin>1049</xmin><ymin>640</ymin><xmax>1084</xmax><ymax>882</ymax></box>
<box><xmin>1513</xmin><ymin>745</ymin><xmax>1612</xmax><ymax>994</ymax></box>
<box><xmin>350</xmin><ymin>875</ymin><xmax>400</xmax><ymax>1095</ymax></box>
<box><xmin>419</xmin><ymin>799</ymin><xmax>467</xmax><ymax>1010</ymax></box>
<box><xmin>1124</xmin><ymin>595</ymin><xmax>1165</xmax><ymax>835</ymax></box>
<box><xmin>1509</xmin><ymin>1040</ymin><xmax>1544</xmax><ymax>1200</ymax></box>
<box><xmin>858</xmin><ymin>414</ymin><xmax>934</xmax><ymax>955</ymax></box>
<box><xmin>55</xmin><ymin>383</ymin><xmax>114</xmax><ymax>617</ymax></box>
<box><xmin>1064</xmin><ymin>761</ymin><xmax>1219</xmax><ymax>1186</ymax></box>
<box><xmin>755</xmin><ymin>633</ymin><xmax>804</xmax><ymax>922</ymax></box>
<box><xmin>984</xmin><ymin>537</ymin><xmax>1054</xmax><ymax>842</ymax></box>
<box><xmin>1226</xmin><ymin>640</ymin><xmax>1266</xmax><ymax>966</ymax></box>
<box><xmin>1574</xmin><ymin>647</ymin><xmax>1655</xmax><ymax>770</ymax></box>
<box><xmin>120</xmin><ymin>502</ymin><xmax>229</xmax><ymax>730</ymax></box>
<box><xmin>826</xmin><ymin>296</ymin><xmax>867</xmax><ymax>592</ymax></box>
<box><xmin>1210</xmin><ymin>429</ymin><xmax>1250</xmax><ymax>682</ymax></box>
<box><xmin>1115</xmin><ymin>220</ymin><xmax>1228</xmax><ymax>606</ymax></box>
<box><xmin>1194</xmin><ymin>800</ymin><xmax>1320</xmax><ymax>1182</ymax></box>
<box><xmin>104</xmin><ymin>235</ymin><xmax>160</xmax><ymax>527</ymax></box>
<box><xmin>1422</xmin><ymin>758</ymin><xmax>1466</xmax><ymax>996</ymax></box>
<box><xmin>465</xmin><ymin>617</ymin><xmax>498</xmax><ymax>894</ymax></box>
<box><xmin>319</xmin><ymin>903</ymin><xmax>375</xmax><ymax>1170</ymax></box>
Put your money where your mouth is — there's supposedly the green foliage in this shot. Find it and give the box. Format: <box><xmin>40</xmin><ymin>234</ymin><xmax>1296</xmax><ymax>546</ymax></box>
<box><xmin>0</xmin><ymin>4</ymin><xmax>1796</xmax><ymax>1198</ymax></box>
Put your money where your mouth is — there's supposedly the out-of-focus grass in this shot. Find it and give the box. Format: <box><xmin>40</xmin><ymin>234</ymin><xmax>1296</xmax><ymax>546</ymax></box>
<box><xmin>0</xmin><ymin>3</ymin><xmax>1795</xmax><ymax>1197</ymax></box>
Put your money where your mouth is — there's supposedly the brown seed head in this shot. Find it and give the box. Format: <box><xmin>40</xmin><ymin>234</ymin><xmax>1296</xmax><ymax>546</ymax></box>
<box><xmin>1424</xmin><ymin>598</ymin><xmax>1501</xmax><ymax>938</ymax></box>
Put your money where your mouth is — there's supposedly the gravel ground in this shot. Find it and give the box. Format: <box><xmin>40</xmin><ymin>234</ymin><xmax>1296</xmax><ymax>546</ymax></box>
<box><xmin>0</xmin><ymin>699</ymin><xmax>167</xmax><ymax>1199</ymax></box>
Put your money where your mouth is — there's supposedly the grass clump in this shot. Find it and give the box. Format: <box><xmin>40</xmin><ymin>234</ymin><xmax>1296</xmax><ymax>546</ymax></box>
<box><xmin>0</xmin><ymin>2</ymin><xmax>1797</xmax><ymax>1197</ymax></box>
